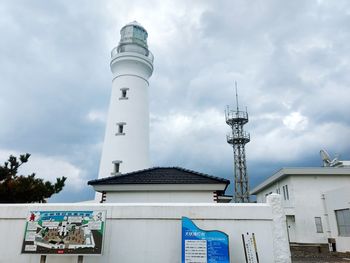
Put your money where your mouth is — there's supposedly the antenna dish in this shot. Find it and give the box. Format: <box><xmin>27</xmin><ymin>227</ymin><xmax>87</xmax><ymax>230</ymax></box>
<box><xmin>320</xmin><ymin>149</ymin><xmax>343</xmax><ymax>167</ymax></box>
<box><xmin>320</xmin><ymin>149</ymin><xmax>331</xmax><ymax>165</ymax></box>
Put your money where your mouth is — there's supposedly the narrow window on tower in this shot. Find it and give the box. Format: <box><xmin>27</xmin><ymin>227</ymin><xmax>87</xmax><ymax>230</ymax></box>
<box><xmin>111</xmin><ymin>160</ymin><xmax>122</xmax><ymax>175</ymax></box>
<box><xmin>119</xmin><ymin>88</ymin><xmax>129</xmax><ymax>100</ymax></box>
<box><xmin>116</xmin><ymin>122</ymin><xmax>126</xmax><ymax>135</ymax></box>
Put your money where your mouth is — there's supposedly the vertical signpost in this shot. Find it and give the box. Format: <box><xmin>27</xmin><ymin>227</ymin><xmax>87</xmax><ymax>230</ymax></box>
<box><xmin>182</xmin><ymin>217</ymin><xmax>230</xmax><ymax>263</ymax></box>
<box><xmin>242</xmin><ymin>232</ymin><xmax>259</xmax><ymax>263</ymax></box>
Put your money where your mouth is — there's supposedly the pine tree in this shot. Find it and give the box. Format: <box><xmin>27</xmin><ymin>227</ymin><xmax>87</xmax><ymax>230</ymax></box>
<box><xmin>0</xmin><ymin>153</ymin><xmax>66</xmax><ymax>203</ymax></box>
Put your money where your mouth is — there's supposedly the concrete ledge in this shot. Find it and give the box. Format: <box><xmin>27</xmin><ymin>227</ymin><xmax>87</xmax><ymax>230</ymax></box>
<box><xmin>0</xmin><ymin>203</ymin><xmax>272</xmax><ymax>220</ymax></box>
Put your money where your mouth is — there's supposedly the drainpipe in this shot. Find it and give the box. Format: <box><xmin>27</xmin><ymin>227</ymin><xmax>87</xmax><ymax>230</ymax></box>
<box><xmin>321</xmin><ymin>194</ymin><xmax>331</xmax><ymax>239</ymax></box>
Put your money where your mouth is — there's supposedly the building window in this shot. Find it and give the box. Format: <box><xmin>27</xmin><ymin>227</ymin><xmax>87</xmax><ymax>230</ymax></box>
<box><xmin>119</xmin><ymin>88</ymin><xmax>129</xmax><ymax>100</ymax></box>
<box><xmin>112</xmin><ymin>160</ymin><xmax>122</xmax><ymax>175</ymax></box>
<box><xmin>282</xmin><ymin>185</ymin><xmax>289</xmax><ymax>200</ymax></box>
<box><xmin>315</xmin><ymin>217</ymin><xmax>323</xmax><ymax>233</ymax></box>
<box><xmin>335</xmin><ymin>209</ymin><xmax>350</xmax><ymax>237</ymax></box>
<box><xmin>116</xmin><ymin>122</ymin><xmax>126</xmax><ymax>135</ymax></box>
<box><xmin>276</xmin><ymin>188</ymin><xmax>280</xmax><ymax>194</ymax></box>
<box><xmin>100</xmin><ymin>191</ymin><xmax>106</xmax><ymax>203</ymax></box>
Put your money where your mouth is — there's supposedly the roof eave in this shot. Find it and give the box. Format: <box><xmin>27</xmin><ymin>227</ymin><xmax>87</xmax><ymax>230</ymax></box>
<box><xmin>250</xmin><ymin>167</ymin><xmax>350</xmax><ymax>195</ymax></box>
<box><xmin>92</xmin><ymin>183</ymin><xmax>228</xmax><ymax>193</ymax></box>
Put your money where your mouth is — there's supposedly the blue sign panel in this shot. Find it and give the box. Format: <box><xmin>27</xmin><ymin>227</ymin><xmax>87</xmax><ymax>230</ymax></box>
<box><xmin>182</xmin><ymin>217</ymin><xmax>230</xmax><ymax>263</ymax></box>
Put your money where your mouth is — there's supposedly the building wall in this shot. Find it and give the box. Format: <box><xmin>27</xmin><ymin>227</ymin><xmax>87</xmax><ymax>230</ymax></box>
<box><xmin>255</xmin><ymin>177</ymin><xmax>297</xmax><ymax>242</ymax></box>
<box><xmin>255</xmin><ymin>177</ymin><xmax>296</xmax><ymax>220</ymax></box>
<box><xmin>0</xmin><ymin>200</ymin><xmax>291</xmax><ymax>263</ymax></box>
<box><xmin>256</xmin><ymin>174</ymin><xmax>350</xmax><ymax>244</ymax></box>
<box><xmin>292</xmin><ymin>176</ymin><xmax>350</xmax><ymax>244</ymax></box>
<box><xmin>256</xmin><ymin>177</ymin><xmax>294</xmax><ymax>208</ymax></box>
<box><xmin>324</xmin><ymin>186</ymin><xmax>350</xmax><ymax>252</ymax></box>
<box><xmin>105</xmin><ymin>191</ymin><xmax>216</xmax><ymax>203</ymax></box>
<box><xmin>98</xmin><ymin>52</ymin><xmax>153</xmax><ymax>181</ymax></box>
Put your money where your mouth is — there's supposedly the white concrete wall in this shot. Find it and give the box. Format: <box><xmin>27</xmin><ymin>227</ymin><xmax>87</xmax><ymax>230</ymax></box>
<box><xmin>98</xmin><ymin>51</ymin><xmax>153</xmax><ymax>181</ymax></box>
<box><xmin>324</xmin><ymin>186</ymin><xmax>350</xmax><ymax>252</ymax></box>
<box><xmin>256</xmin><ymin>175</ymin><xmax>350</xmax><ymax>244</ymax></box>
<box><xmin>106</xmin><ymin>191</ymin><xmax>215</xmax><ymax>203</ymax></box>
<box><xmin>0</xmin><ymin>201</ymin><xmax>291</xmax><ymax>263</ymax></box>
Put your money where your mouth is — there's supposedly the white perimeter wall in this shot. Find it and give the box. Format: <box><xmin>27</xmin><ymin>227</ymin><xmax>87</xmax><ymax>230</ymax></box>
<box><xmin>0</xmin><ymin>197</ymin><xmax>291</xmax><ymax>263</ymax></box>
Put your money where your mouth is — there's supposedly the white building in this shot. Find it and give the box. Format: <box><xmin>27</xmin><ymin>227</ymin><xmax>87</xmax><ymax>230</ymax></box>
<box><xmin>251</xmin><ymin>166</ymin><xmax>350</xmax><ymax>252</ymax></box>
<box><xmin>89</xmin><ymin>167</ymin><xmax>230</xmax><ymax>203</ymax></box>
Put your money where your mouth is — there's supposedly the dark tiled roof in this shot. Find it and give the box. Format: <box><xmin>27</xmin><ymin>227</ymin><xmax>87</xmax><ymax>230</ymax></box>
<box><xmin>88</xmin><ymin>167</ymin><xmax>229</xmax><ymax>186</ymax></box>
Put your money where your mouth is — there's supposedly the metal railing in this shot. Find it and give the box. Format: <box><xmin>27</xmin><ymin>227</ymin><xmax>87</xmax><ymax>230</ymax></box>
<box><xmin>225</xmin><ymin>111</ymin><xmax>248</xmax><ymax>126</ymax></box>
<box><xmin>225</xmin><ymin>110</ymin><xmax>248</xmax><ymax>121</ymax></box>
<box><xmin>226</xmin><ymin>131</ymin><xmax>250</xmax><ymax>144</ymax></box>
<box><xmin>110</xmin><ymin>46</ymin><xmax>154</xmax><ymax>62</ymax></box>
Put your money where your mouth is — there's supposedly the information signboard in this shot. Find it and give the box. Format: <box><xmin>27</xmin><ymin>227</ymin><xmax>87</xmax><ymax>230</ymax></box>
<box><xmin>182</xmin><ymin>217</ymin><xmax>230</xmax><ymax>263</ymax></box>
<box><xmin>21</xmin><ymin>210</ymin><xmax>106</xmax><ymax>255</ymax></box>
<box><xmin>242</xmin><ymin>232</ymin><xmax>259</xmax><ymax>263</ymax></box>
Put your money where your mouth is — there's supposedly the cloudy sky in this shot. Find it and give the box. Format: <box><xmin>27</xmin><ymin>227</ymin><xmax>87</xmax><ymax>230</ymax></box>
<box><xmin>1</xmin><ymin>0</ymin><xmax>349</xmax><ymax>202</ymax></box>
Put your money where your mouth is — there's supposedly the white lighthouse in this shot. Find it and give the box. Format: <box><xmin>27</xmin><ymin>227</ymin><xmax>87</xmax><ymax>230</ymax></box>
<box><xmin>97</xmin><ymin>21</ymin><xmax>154</xmax><ymax>180</ymax></box>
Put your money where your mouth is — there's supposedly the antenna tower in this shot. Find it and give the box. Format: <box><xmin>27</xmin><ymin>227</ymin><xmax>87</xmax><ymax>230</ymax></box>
<box><xmin>225</xmin><ymin>83</ymin><xmax>250</xmax><ymax>203</ymax></box>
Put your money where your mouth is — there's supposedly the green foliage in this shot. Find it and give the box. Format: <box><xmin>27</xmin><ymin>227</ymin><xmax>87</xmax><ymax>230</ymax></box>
<box><xmin>0</xmin><ymin>153</ymin><xmax>66</xmax><ymax>203</ymax></box>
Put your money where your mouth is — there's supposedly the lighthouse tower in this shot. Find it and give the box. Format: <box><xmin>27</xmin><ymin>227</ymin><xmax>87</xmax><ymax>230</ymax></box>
<box><xmin>98</xmin><ymin>21</ymin><xmax>154</xmax><ymax>180</ymax></box>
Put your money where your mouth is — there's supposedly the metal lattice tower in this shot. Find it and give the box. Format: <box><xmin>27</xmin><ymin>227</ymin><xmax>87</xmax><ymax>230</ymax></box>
<box><xmin>225</xmin><ymin>84</ymin><xmax>250</xmax><ymax>203</ymax></box>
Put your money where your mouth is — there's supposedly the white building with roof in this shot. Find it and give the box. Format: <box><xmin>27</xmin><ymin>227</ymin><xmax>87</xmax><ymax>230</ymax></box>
<box><xmin>251</xmin><ymin>165</ymin><xmax>350</xmax><ymax>252</ymax></box>
<box><xmin>89</xmin><ymin>167</ymin><xmax>230</xmax><ymax>203</ymax></box>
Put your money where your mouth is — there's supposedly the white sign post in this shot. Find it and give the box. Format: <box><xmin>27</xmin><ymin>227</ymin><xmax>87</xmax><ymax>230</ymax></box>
<box><xmin>242</xmin><ymin>232</ymin><xmax>259</xmax><ymax>263</ymax></box>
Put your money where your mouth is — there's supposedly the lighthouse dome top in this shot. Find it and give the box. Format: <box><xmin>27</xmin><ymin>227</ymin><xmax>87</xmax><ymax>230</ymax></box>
<box><xmin>124</xmin><ymin>20</ymin><xmax>145</xmax><ymax>29</ymax></box>
<box><xmin>113</xmin><ymin>21</ymin><xmax>152</xmax><ymax>59</ymax></box>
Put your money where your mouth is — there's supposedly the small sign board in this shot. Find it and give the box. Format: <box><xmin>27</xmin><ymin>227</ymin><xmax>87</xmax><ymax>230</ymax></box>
<box><xmin>242</xmin><ymin>232</ymin><xmax>259</xmax><ymax>263</ymax></box>
<box><xmin>21</xmin><ymin>210</ymin><xmax>106</xmax><ymax>255</ymax></box>
<box><xmin>182</xmin><ymin>217</ymin><xmax>230</xmax><ymax>263</ymax></box>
